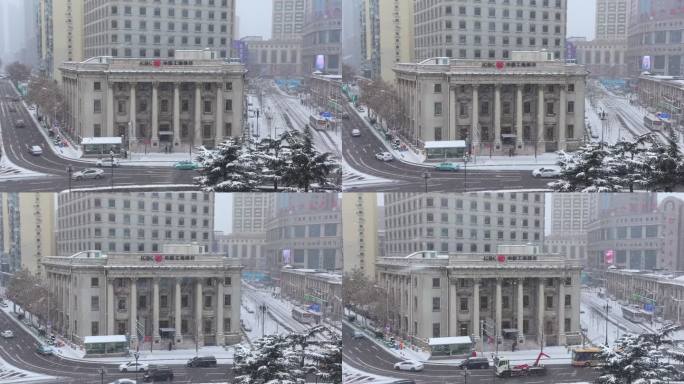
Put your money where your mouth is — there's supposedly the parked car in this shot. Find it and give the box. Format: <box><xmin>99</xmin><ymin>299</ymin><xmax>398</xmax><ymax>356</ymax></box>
<box><xmin>351</xmin><ymin>129</ymin><xmax>361</xmax><ymax>137</ymax></box>
<box><xmin>71</xmin><ymin>168</ymin><xmax>105</xmax><ymax>180</ymax></box>
<box><xmin>14</xmin><ymin>119</ymin><xmax>25</xmax><ymax>128</ymax></box>
<box><xmin>532</xmin><ymin>167</ymin><xmax>561</xmax><ymax>178</ymax></box>
<box><xmin>1</xmin><ymin>330</ymin><xmax>14</xmax><ymax>338</ymax></box>
<box><xmin>174</xmin><ymin>160</ymin><xmax>200</xmax><ymax>170</ymax></box>
<box><xmin>118</xmin><ymin>361</ymin><xmax>149</xmax><ymax>372</ymax></box>
<box><xmin>28</xmin><ymin>145</ymin><xmax>43</xmax><ymax>156</ymax></box>
<box><xmin>375</xmin><ymin>152</ymin><xmax>393</xmax><ymax>162</ymax></box>
<box><xmin>352</xmin><ymin>331</ymin><xmax>365</xmax><ymax>339</ymax></box>
<box><xmin>36</xmin><ymin>344</ymin><xmax>55</xmax><ymax>356</ymax></box>
<box><xmin>96</xmin><ymin>158</ymin><xmax>120</xmax><ymax>167</ymax></box>
<box><xmin>108</xmin><ymin>379</ymin><xmax>137</xmax><ymax>384</ymax></box>
<box><xmin>393</xmin><ymin>360</ymin><xmax>424</xmax><ymax>372</ymax></box>
<box><xmin>458</xmin><ymin>357</ymin><xmax>490</xmax><ymax>370</ymax></box>
<box><xmin>186</xmin><ymin>356</ymin><xmax>217</xmax><ymax>368</ymax></box>
<box><xmin>434</xmin><ymin>162</ymin><xmax>460</xmax><ymax>172</ymax></box>
<box><xmin>142</xmin><ymin>366</ymin><xmax>173</xmax><ymax>382</ymax></box>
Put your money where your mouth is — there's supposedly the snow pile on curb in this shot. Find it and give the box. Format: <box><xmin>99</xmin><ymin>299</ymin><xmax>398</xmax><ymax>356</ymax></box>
<box><xmin>342</xmin><ymin>362</ymin><xmax>398</xmax><ymax>384</ymax></box>
<box><xmin>0</xmin><ymin>358</ymin><xmax>58</xmax><ymax>383</ymax></box>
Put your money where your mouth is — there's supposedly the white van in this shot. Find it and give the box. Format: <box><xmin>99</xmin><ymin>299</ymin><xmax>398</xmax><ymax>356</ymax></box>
<box><xmin>29</xmin><ymin>145</ymin><xmax>43</xmax><ymax>156</ymax></box>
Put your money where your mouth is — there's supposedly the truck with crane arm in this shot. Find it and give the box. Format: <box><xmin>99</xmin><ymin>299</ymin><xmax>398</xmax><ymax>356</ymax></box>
<box><xmin>495</xmin><ymin>351</ymin><xmax>549</xmax><ymax>378</ymax></box>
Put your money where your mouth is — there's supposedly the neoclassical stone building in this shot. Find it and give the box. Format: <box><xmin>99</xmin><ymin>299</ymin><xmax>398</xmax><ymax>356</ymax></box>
<box><xmin>376</xmin><ymin>246</ymin><xmax>582</xmax><ymax>349</ymax></box>
<box><xmin>393</xmin><ymin>51</ymin><xmax>588</xmax><ymax>157</ymax></box>
<box><xmin>41</xmin><ymin>245</ymin><xmax>242</xmax><ymax>348</ymax></box>
<box><xmin>60</xmin><ymin>50</ymin><xmax>246</xmax><ymax>153</ymax></box>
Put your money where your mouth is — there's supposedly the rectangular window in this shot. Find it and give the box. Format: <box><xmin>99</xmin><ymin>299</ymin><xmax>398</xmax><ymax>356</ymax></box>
<box><xmin>432</xmin><ymin>297</ymin><xmax>440</xmax><ymax>311</ymax></box>
<box><xmin>224</xmin><ymin>294</ymin><xmax>231</xmax><ymax>306</ymax></box>
<box><xmin>91</xmin><ymin>296</ymin><xmax>99</xmax><ymax>311</ymax></box>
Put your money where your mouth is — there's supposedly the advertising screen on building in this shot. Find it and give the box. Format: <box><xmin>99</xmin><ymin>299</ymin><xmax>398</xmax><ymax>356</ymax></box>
<box><xmin>315</xmin><ymin>55</ymin><xmax>326</xmax><ymax>71</ymax></box>
<box><xmin>642</xmin><ymin>56</ymin><xmax>652</xmax><ymax>71</ymax></box>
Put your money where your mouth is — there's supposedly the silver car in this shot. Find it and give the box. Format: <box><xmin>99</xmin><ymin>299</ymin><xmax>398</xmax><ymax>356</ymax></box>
<box><xmin>72</xmin><ymin>168</ymin><xmax>105</xmax><ymax>180</ymax></box>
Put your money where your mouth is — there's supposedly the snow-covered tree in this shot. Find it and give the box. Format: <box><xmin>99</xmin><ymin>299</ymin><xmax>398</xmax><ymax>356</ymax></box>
<box><xmin>597</xmin><ymin>324</ymin><xmax>684</xmax><ymax>384</ymax></box>
<box><xmin>643</xmin><ymin>130</ymin><xmax>684</xmax><ymax>192</ymax></box>
<box><xmin>194</xmin><ymin>139</ymin><xmax>260</xmax><ymax>192</ymax></box>
<box><xmin>232</xmin><ymin>325</ymin><xmax>341</xmax><ymax>384</ymax></box>
<box><xmin>255</xmin><ymin>133</ymin><xmax>290</xmax><ymax>192</ymax></box>
<box><xmin>282</xmin><ymin>126</ymin><xmax>339</xmax><ymax>192</ymax></box>
<box><xmin>606</xmin><ymin>134</ymin><xmax>652</xmax><ymax>192</ymax></box>
<box><xmin>549</xmin><ymin>142</ymin><xmax>623</xmax><ymax>192</ymax></box>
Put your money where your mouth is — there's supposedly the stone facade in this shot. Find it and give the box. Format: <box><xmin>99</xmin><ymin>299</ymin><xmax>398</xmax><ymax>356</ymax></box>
<box><xmin>636</xmin><ymin>74</ymin><xmax>684</xmax><ymax>129</ymax></box>
<box><xmin>376</xmin><ymin>247</ymin><xmax>582</xmax><ymax>348</ymax></box>
<box><xmin>42</xmin><ymin>246</ymin><xmax>242</xmax><ymax>348</ymax></box>
<box><xmin>245</xmin><ymin>38</ymin><xmax>303</xmax><ymax>78</ymax></box>
<box><xmin>575</xmin><ymin>39</ymin><xmax>628</xmax><ymax>78</ymax></box>
<box><xmin>393</xmin><ymin>53</ymin><xmax>588</xmax><ymax>156</ymax></box>
<box><xmin>280</xmin><ymin>267</ymin><xmax>342</xmax><ymax>321</ymax></box>
<box><xmin>59</xmin><ymin>52</ymin><xmax>246</xmax><ymax>151</ymax></box>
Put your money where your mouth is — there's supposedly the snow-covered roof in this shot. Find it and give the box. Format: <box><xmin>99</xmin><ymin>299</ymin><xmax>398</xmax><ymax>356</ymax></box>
<box><xmin>84</xmin><ymin>335</ymin><xmax>127</xmax><ymax>344</ymax></box>
<box><xmin>81</xmin><ymin>137</ymin><xmax>123</xmax><ymax>145</ymax></box>
<box><xmin>428</xmin><ymin>336</ymin><xmax>472</xmax><ymax>346</ymax></box>
<box><xmin>424</xmin><ymin>140</ymin><xmax>467</xmax><ymax>149</ymax></box>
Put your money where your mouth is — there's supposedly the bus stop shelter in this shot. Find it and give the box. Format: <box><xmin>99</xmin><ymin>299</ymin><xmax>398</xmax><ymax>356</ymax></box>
<box><xmin>424</xmin><ymin>141</ymin><xmax>467</xmax><ymax>161</ymax></box>
<box><xmin>83</xmin><ymin>335</ymin><xmax>128</xmax><ymax>357</ymax></box>
<box><xmin>81</xmin><ymin>137</ymin><xmax>123</xmax><ymax>157</ymax></box>
<box><xmin>428</xmin><ymin>336</ymin><xmax>473</xmax><ymax>357</ymax></box>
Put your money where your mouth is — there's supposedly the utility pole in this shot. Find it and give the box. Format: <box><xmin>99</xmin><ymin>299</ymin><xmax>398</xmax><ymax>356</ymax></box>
<box><xmin>605</xmin><ymin>299</ymin><xmax>609</xmax><ymax>346</ymax></box>
<box><xmin>259</xmin><ymin>304</ymin><xmax>267</xmax><ymax>337</ymax></box>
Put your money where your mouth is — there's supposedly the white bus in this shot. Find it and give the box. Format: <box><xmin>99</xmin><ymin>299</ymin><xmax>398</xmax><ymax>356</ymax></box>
<box><xmin>309</xmin><ymin>115</ymin><xmax>329</xmax><ymax>131</ymax></box>
<box><xmin>644</xmin><ymin>114</ymin><xmax>664</xmax><ymax>130</ymax></box>
<box><xmin>292</xmin><ymin>307</ymin><xmax>314</xmax><ymax>324</ymax></box>
<box><xmin>622</xmin><ymin>306</ymin><xmax>643</xmax><ymax>323</ymax></box>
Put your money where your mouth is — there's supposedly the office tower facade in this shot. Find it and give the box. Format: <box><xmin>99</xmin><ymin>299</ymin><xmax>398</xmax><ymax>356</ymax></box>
<box><xmin>83</xmin><ymin>0</ymin><xmax>236</xmax><ymax>59</ymax></box>
<box><xmin>272</xmin><ymin>0</ymin><xmax>306</xmax><ymax>39</ymax></box>
<box><xmin>413</xmin><ymin>0</ymin><xmax>567</xmax><ymax>62</ymax></box>
<box><xmin>360</xmin><ymin>0</ymin><xmax>414</xmax><ymax>82</ymax></box>
<box><xmin>627</xmin><ymin>0</ymin><xmax>684</xmax><ymax>76</ymax></box>
<box><xmin>264</xmin><ymin>194</ymin><xmax>342</xmax><ymax>276</ymax></box>
<box><xmin>342</xmin><ymin>193</ymin><xmax>379</xmax><ymax>278</ymax></box>
<box><xmin>0</xmin><ymin>193</ymin><xmax>56</xmax><ymax>277</ymax></box>
<box><xmin>56</xmin><ymin>192</ymin><xmax>215</xmax><ymax>256</ymax></box>
<box><xmin>545</xmin><ymin>194</ymin><xmax>591</xmax><ymax>264</ymax></box>
<box><xmin>232</xmin><ymin>193</ymin><xmax>274</xmax><ymax>234</ymax></box>
<box><xmin>37</xmin><ymin>0</ymin><xmax>83</xmax><ymax>80</ymax></box>
<box><xmin>596</xmin><ymin>0</ymin><xmax>630</xmax><ymax>40</ymax></box>
<box><xmin>384</xmin><ymin>192</ymin><xmax>545</xmax><ymax>257</ymax></box>
<box><xmin>301</xmin><ymin>0</ymin><xmax>342</xmax><ymax>75</ymax></box>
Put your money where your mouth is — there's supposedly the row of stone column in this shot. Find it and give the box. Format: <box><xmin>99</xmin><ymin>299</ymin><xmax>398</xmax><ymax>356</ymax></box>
<box><xmin>106</xmin><ymin>277</ymin><xmax>225</xmax><ymax>344</ymax></box>
<box><xmin>449</xmin><ymin>277</ymin><xmax>567</xmax><ymax>345</ymax></box>
<box><xmin>449</xmin><ymin>84</ymin><xmax>568</xmax><ymax>147</ymax></box>
<box><xmin>105</xmin><ymin>82</ymin><xmax>227</xmax><ymax>146</ymax></box>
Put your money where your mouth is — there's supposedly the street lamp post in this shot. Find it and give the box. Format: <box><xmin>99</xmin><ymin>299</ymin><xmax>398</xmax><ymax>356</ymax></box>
<box><xmin>671</xmin><ymin>296</ymin><xmax>684</xmax><ymax>326</ymax></box>
<box><xmin>259</xmin><ymin>304</ymin><xmax>267</xmax><ymax>337</ymax></box>
<box><xmin>99</xmin><ymin>367</ymin><xmax>105</xmax><ymax>384</ymax></box>
<box><xmin>66</xmin><ymin>165</ymin><xmax>72</xmax><ymax>192</ymax></box>
<box><xmin>605</xmin><ymin>299</ymin><xmax>610</xmax><ymax>346</ymax></box>
<box><xmin>422</xmin><ymin>172</ymin><xmax>430</xmax><ymax>194</ymax></box>
<box><xmin>110</xmin><ymin>151</ymin><xmax>115</xmax><ymax>190</ymax></box>
<box><xmin>463</xmin><ymin>153</ymin><xmax>471</xmax><ymax>193</ymax></box>
<box><xmin>134</xmin><ymin>351</ymin><xmax>140</xmax><ymax>383</ymax></box>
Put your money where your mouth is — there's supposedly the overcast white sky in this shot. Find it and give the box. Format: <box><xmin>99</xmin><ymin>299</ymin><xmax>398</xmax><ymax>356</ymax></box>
<box><xmin>236</xmin><ymin>0</ymin><xmax>272</xmax><ymax>39</ymax></box>
<box><xmin>237</xmin><ymin>0</ymin><xmax>596</xmax><ymax>40</ymax></box>
<box><xmin>567</xmin><ymin>0</ymin><xmax>597</xmax><ymax>39</ymax></box>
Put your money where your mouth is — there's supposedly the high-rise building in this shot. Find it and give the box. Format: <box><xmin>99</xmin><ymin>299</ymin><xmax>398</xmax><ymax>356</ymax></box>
<box><xmin>342</xmin><ymin>193</ymin><xmax>379</xmax><ymax>278</ymax></box>
<box><xmin>301</xmin><ymin>0</ymin><xmax>342</xmax><ymax>75</ymax></box>
<box><xmin>232</xmin><ymin>193</ymin><xmax>274</xmax><ymax>234</ymax></box>
<box><xmin>545</xmin><ymin>194</ymin><xmax>591</xmax><ymax>264</ymax></box>
<box><xmin>359</xmin><ymin>0</ymin><xmax>414</xmax><ymax>82</ymax></box>
<box><xmin>82</xmin><ymin>0</ymin><xmax>236</xmax><ymax>60</ymax></box>
<box><xmin>272</xmin><ymin>0</ymin><xmax>306</xmax><ymax>39</ymax></box>
<box><xmin>0</xmin><ymin>193</ymin><xmax>56</xmax><ymax>278</ymax></box>
<box><xmin>627</xmin><ymin>0</ymin><xmax>684</xmax><ymax>76</ymax></box>
<box><xmin>413</xmin><ymin>0</ymin><xmax>567</xmax><ymax>62</ymax></box>
<box><xmin>384</xmin><ymin>193</ymin><xmax>545</xmax><ymax>257</ymax></box>
<box><xmin>596</xmin><ymin>0</ymin><xmax>630</xmax><ymax>40</ymax></box>
<box><xmin>38</xmin><ymin>0</ymin><xmax>84</xmax><ymax>81</ymax></box>
<box><xmin>264</xmin><ymin>194</ymin><xmax>342</xmax><ymax>276</ymax></box>
<box><xmin>341</xmin><ymin>0</ymin><xmax>363</xmax><ymax>71</ymax></box>
<box><xmin>56</xmin><ymin>192</ymin><xmax>214</xmax><ymax>256</ymax></box>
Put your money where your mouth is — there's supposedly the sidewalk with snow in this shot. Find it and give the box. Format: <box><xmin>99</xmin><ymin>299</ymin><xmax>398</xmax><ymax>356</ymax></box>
<box><xmin>0</xmin><ymin>300</ymin><xmax>241</xmax><ymax>365</ymax></box>
<box><xmin>344</xmin><ymin>308</ymin><xmax>575</xmax><ymax>366</ymax></box>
